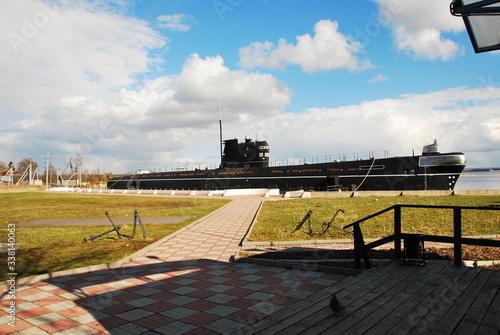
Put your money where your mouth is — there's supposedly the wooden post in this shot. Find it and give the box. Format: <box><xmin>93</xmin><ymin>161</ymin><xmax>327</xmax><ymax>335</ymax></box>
<box><xmin>353</xmin><ymin>223</ymin><xmax>361</xmax><ymax>269</ymax></box>
<box><xmin>454</xmin><ymin>208</ymin><xmax>462</xmax><ymax>266</ymax></box>
<box><xmin>394</xmin><ymin>206</ymin><xmax>401</xmax><ymax>260</ymax></box>
<box><xmin>353</xmin><ymin>224</ymin><xmax>371</xmax><ymax>269</ymax></box>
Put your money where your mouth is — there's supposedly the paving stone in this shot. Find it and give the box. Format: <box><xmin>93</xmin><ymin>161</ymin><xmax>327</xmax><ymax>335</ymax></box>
<box><xmin>43</xmin><ymin>300</ymin><xmax>76</xmax><ymax>312</ymax></box>
<box><xmin>166</xmin><ymin>296</ymin><xmax>199</xmax><ymax>306</ymax></box>
<box><xmin>241</xmin><ymin>283</ymin><xmax>268</xmax><ymax>291</ymax></box>
<box><xmin>160</xmin><ymin>306</ymin><xmax>198</xmax><ymax>319</ymax></box>
<box><xmin>154</xmin><ymin>321</ymin><xmax>197</xmax><ymax>334</ymax></box>
<box><xmin>25</xmin><ymin>312</ymin><xmax>66</xmax><ymax>326</ymax></box>
<box><xmin>206</xmin><ymin>276</ymin><xmax>231</xmax><ymax>283</ymax></box>
<box><xmin>170</xmin><ymin>286</ymin><xmax>199</xmax><ymax>295</ymax></box>
<box><xmin>248</xmin><ymin>301</ymin><xmax>283</xmax><ymax>315</ymax></box>
<box><xmin>205</xmin><ymin>305</ymin><xmax>239</xmax><ymax>317</ymax></box>
<box><xmin>205</xmin><ymin>293</ymin><xmax>238</xmax><ymax>304</ymax></box>
<box><xmin>52</xmin><ymin>324</ymin><xmax>100</xmax><ymax>334</ymax></box>
<box><xmin>23</xmin><ymin>292</ymin><xmax>54</xmax><ymax>302</ymax></box>
<box><xmin>116</xmin><ymin>308</ymin><xmax>154</xmax><ymax>321</ymax></box>
<box><xmin>205</xmin><ymin>317</ymin><xmax>246</xmax><ymax>334</ymax></box>
<box><xmin>245</xmin><ymin>292</ymin><xmax>276</xmax><ymax>301</ymax></box>
<box><xmin>108</xmin><ymin>322</ymin><xmax>149</xmax><ymax>334</ymax></box>
<box><xmin>70</xmin><ymin>312</ymin><xmax>99</xmax><ymax>325</ymax></box>
<box><xmin>239</xmin><ymin>274</ymin><xmax>265</xmax><ymax>282</ymax></box>
<box><xmin>173</xmin><ymin>278</ymin><xmax>198</xmax><ymax>286</ymax></box>
<box><xmin>16</xmin><ymin>328</ymin><xmax>50</xmax><ymax>334</ymax></box>
<box><xmin>134</xmin><ymin>287</ymin><xmax>163</xmax><ymax>296</ymax></box>
<box><xmin>126</xmin><ymin>297</ymin><xmax>158</xmax><ymax>308</ymax></box>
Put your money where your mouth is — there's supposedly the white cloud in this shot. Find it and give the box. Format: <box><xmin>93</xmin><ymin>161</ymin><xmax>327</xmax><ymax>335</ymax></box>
<box><xmin>0</xmin><ymin>0</ymin><xmax>167</xmax><ymax>115</ymax></box>
<box><xmin>374</xmin><ymin>0</ymin><xmax>465</xmax><ymax>60</ymax></box>
<box><xmin>0</xmin><ymin>1</ymin><xmax>498</xmax><ymax>173</ymax></box>
<box><xmin>394</xmin><ymin>26</ymin><xmax>462</xmax><ymax>61</ymax></box>
<box><xmin>239</xmin><ymin>20</ymin><xmax>373</xmax><ymax>73</ymax></box>
<box><xmin>157</xmin><ymin>14</ymin><xmax>196</xmax><ymax>32</ymax></box>
<box><xmin>250</xmin><ymin>87</ymin><xmax>500</xmax><ymax>168</ymax></box>
<box><xmin>0</xmin><ymin>51</ymin><xmax>292</xmax><ymax>172</ymax></box>
<box><xmin>367</xmin><ymin>74</ymin><xmax>387</xmax><ymax>83</ymax></box>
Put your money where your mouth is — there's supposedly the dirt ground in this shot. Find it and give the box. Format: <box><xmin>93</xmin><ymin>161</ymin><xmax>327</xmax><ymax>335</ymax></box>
<box><xmin>243</xmin><ymin>245</ymin><xmax>500</xmax><ymax>261</ymax></box>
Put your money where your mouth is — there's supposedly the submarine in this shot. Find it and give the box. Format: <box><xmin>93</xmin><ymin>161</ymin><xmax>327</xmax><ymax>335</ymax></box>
<box><xmin>107</xmin><ymin>138</ymin><xmax>467</xmax><ymax>192</ymax></box>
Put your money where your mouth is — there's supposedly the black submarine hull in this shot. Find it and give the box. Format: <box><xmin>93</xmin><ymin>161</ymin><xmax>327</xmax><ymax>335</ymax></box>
<box><xmin>107</xmin><ymin>152</ymin><xmax>466</xmax><ymax>191</ymax></box>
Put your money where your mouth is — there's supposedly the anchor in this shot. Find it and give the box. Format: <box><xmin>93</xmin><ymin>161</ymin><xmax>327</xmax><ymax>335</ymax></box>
<box><xmin>83</xmin><ymin>211</ymin><xmax>123</xmax><ymax>242</ymax></box>
<box><xmin>294</xmin><ymin>209</ymin><xmax>350</xmax><ymax>237</ymax></box>
<box><xmin>83</xmin><ymin>210</ymin><xmax>148</xmax><ymax>242</ymax></box>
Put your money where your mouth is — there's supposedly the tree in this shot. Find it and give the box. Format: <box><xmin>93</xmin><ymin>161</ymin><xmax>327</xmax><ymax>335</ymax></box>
<box><xmin>17</xmin><ymin>158</ymin><xmax>39</xmax><ymax>177</ymax></box>
<box><xmin>0</xmin><ymin>161</ymin><xmax>7</xmax><ymax>174</ymax></box>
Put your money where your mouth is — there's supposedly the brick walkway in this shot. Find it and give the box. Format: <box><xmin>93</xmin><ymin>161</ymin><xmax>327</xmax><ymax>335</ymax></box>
<box><xmin>1</xmin><ymin>199</ymin><xmax>347</xmax><ymax>335</ymax></box>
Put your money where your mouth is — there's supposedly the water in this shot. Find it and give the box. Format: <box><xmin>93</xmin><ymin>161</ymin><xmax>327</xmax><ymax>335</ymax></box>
<box><xmin>454</xmin><ymin>171</ymin><xmax>500</xmax><ymax>191</ymax></box>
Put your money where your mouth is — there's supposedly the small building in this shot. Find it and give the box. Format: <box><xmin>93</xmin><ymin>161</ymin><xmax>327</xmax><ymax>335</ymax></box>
<box><xmin>0</xmin><ymin>175</ymin><xmax>13</xmax><ymax>183</ymax></box>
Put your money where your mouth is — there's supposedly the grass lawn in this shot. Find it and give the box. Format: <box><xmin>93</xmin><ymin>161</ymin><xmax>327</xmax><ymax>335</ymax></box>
<box><xmin>250</xmin><ymin>195</ymin><xmax>500</xmax><ymax>242</ymax></box>
<box><xmin>0</xmin><ymin>192</ymin><xmax>229</xmax><ymax>280</ymax></box>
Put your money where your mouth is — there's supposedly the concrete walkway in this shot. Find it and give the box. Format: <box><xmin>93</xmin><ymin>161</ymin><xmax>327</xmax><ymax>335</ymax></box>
<box><xmin>1</xmin><ymin>199</ymin><xmax>347</xmax><ymax>334</ymax></box>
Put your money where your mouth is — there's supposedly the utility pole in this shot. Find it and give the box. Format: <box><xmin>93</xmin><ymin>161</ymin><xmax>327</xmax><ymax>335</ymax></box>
<box><xmin>76</xmin><ymin>154</ymin><xmax>82</xmax><ymax>186</ymax></box>
<box><xmin>45</xmin><ymin>152</ymin><xmax>50</xmax><ymax>186</ymax></box>
<box><xmin>9</xmin><ymin>166</ymin><xmax>14</xmax><ymax>186</ymax></box>
<box><xmin>29</xmin><ymin>154</ymin><xmax>33</xmax><ymax>185</ymax></box>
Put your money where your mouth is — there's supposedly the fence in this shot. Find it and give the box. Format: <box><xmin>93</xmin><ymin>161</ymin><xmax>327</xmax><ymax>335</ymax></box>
<box><xmin>343</xmin><ymin>204</ymin><xmax>500</xmax><ymax>269</ymax></box>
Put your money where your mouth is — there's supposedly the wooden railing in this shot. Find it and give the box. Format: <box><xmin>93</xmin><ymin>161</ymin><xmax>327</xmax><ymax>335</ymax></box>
<box><xmin>343</xmin><ymin>205</ymin><xmax>500</xmax><ymax>269</ymax></box>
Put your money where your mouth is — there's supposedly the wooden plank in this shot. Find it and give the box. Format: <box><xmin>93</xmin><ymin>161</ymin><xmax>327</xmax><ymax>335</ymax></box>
<box><xmin>297</xmin><ymin>263</ymin><xmax>433</xmax><ymax>335</ymax></box>
<box><xmin>277</xmin><ymin>263</ymin><xmax>399</xmax><ymax>335</ymax></box>
<box><xmin>453</xmin><ymin>269</ymin><xmax>499</xmax><ymax>334</ymax></box>
<box><xmin>430</xmin><ymin>267</ymin><xmax>493</xmax><ymax>334</ymax></box>
<box><xmin>239</xmin><ymin>261</ymin><xmax>499</xmax><ymax>335</ymax></box>
<box><xmin>359</xmin><ymin>262</ymin><xmax>452</xmax><ymax>335</ymax></box>
<box><xmin>384</xmin><ymin>264</ymin><xmax>470</xmax><ymax>334</ymax></box>
<box><xmin>406</xmin><ymin>266</ymin><xmax>481</xmax><ymax>334</ymax></box>
<box><xmin>473</xmin><ymin>270</ymin><xmax>500</xmax><ymax>334</ymax></box>
<box><xmin>319</xmin><ymin>262</ymin><xmax>445</xmax><ymax>335</ymax></box>
<box><xmin>249</xmin><ymin>261</ymin><xmax>397</xmax><ymax>335</ymax></box>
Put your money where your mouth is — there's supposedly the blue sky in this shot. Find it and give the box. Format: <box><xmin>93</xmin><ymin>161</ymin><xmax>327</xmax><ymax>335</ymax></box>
<box><xmin>1</xmin><ymin>0</ymin><xmax>499</xmax><ymax>175</ymax></box>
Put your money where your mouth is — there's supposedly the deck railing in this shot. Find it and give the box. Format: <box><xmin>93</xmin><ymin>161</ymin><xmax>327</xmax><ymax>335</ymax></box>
<box><xmin>343</xmin><ymin>205</ymin><xmax>500</xmax><ymax>269</ymax></box>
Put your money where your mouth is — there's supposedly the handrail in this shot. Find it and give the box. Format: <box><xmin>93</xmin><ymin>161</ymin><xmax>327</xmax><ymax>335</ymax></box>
<box><xmin>342</xmin><ymin>204</ymin><xmax>500</xmax><ymax>269</ymax></box>
<box><xmin>343</xmin><ymin>204</ymin><xmax>499</xmax><ymax>229</ymax></box>
<box><xmin>343</xmin><ymin>206</ymin><xmax>396</xmax><ymax>229</ymax></box>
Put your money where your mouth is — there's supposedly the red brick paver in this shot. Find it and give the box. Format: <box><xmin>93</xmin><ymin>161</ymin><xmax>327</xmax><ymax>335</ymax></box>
<box><xmin>1</xmin><ymin>199</ymin><xmax>347</xmax><ymax>334</ymax></box>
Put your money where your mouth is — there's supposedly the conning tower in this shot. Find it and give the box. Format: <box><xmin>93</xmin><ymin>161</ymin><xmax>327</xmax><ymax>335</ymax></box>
<box><xmin>221</xmin><ymin>137</ymin><xmax>269</xmax><ymax>168</ymax></box>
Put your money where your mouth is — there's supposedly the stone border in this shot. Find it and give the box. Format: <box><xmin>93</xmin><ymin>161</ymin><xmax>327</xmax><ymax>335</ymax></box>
<box><xmin>47</xmin><ymin>187</ymin><xmax>500</xmax><ymax>198</ymax></box>
<box><xmin>47</xmin><ymin>187</ymin><xmax>281</xmax><ymax>197</ymax></box>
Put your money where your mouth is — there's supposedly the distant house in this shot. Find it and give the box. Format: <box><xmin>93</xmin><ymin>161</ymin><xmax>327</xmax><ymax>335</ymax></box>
<box><xmin>0</xmin><ymin>175</ymin><xmax>13</xmax><ymax>183</ymax></box>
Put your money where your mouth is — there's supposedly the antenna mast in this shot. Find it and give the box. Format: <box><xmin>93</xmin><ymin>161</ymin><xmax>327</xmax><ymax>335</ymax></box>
<box><xmin>219</xmin><ymin>97</ymin><xmax>223</xmax><ymax>167</ymax></box>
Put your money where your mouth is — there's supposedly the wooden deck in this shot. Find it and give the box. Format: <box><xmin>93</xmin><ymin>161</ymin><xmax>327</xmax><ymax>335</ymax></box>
<box><xmin>238</xmin><ymin>261</ymin><xmax>499</xmax><ymax>334</ymax></box>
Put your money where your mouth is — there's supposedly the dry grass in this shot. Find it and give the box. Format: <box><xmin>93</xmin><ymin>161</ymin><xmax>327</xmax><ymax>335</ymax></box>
<box><xmin>0</xmin><ymin>192</ymin><xmax>229</xmax><ymax>280</ymax></box>
<box><xmin>250</xmin><ymin>196</ymin><xmax>500</xmax><ymax>242</ymax></box>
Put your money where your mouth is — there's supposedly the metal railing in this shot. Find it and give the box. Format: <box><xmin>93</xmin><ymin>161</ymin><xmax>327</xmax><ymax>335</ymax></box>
<box><xmin>269</xmin><ymin>150</ymin><xmax>390</xmax><ymax>167</ymax></box>
<box><xmin>135</xmin><ymin>150</ymin><xmax>392</xmax><ymax>173</ymax></box>
<box><xmin>343</xmin><ymin>205</ymin><xmax>500</xmax><ymax>269</ymax></box>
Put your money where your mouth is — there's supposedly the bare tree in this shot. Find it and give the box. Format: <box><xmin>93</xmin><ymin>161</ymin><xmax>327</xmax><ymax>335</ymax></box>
<box><xmin>17</xmin><ymin>158</ymin><xmax>39</xmax><ymax>181</ymax></box>
<box><xmin>0</xmin><ymin>161</ymin><xmax>7</xmax><ymax>174</ymax></box>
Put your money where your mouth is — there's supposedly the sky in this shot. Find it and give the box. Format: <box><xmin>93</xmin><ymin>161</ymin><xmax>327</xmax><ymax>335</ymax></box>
<box><xmin>1</xmin><ymin>0</ymin><xmax>499</xmax><ymax>175</ymax></box>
